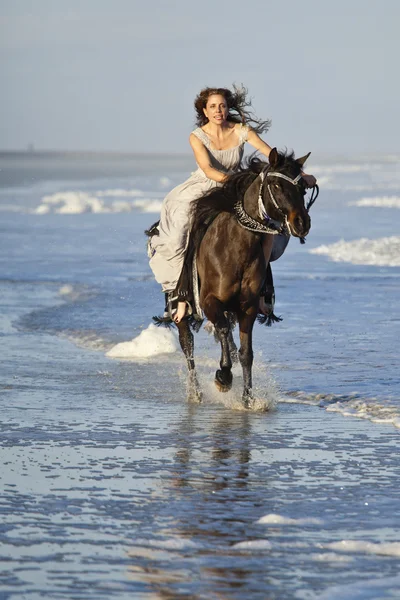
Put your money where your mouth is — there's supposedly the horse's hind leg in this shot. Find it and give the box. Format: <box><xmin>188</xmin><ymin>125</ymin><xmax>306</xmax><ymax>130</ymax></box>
<box><xmin>237</xmin><ymin>310</ymin><xmax>257</xmax><ymax>407</ymax></box>
<box><xmin>176</xmin><ymin>320</ymin><xmax>202</xmax><ymax>402</ymax></box>
<box><xmin>203</xmin><ymin>296</ymin><xmax>233</xmax><ymax>392</ymax></box>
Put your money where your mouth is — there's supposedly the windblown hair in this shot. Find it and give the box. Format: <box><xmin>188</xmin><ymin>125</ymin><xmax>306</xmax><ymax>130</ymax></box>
<box><xmin>194</xmin><ymin>85</ymin><xmax>271</xmax><ymax>135</ymax></box>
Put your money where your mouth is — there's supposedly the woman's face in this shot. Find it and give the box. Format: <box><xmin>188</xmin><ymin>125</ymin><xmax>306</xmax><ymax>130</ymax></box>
<box><xmin>203</xmin><ymin>94</ymin><xmax>228</xmax><ymax>125</ymax></box>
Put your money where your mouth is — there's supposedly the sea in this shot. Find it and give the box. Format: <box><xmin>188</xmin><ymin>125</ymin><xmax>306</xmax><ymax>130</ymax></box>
<box><xmin>0</xmin><ymin>150</ymin><xmax>399</xmax><ymax>599</ymax></box>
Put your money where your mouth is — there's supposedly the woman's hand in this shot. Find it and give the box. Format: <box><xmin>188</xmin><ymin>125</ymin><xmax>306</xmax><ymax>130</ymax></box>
<box><xmin>301</xmin><ymin>172</ymin><xmax>317</xmax><ymax>188</ymax></box>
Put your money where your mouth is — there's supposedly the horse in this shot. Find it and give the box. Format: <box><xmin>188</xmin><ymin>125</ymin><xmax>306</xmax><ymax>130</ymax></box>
<box><xmin>153</xmin><ymin>148</ymin><xmax>312</xmax><ymax>407</ymax></box>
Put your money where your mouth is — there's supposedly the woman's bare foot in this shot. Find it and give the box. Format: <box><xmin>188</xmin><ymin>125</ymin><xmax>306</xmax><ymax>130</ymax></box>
<box><xmin>174</xmin><ymin>301</ymin><xmax>187</xmax><ymax>323</ymax></box>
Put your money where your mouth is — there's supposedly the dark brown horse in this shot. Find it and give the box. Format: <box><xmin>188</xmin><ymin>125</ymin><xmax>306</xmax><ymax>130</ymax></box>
<box><xmin>174</xmin><ymin>148</ymin><xmax>311</xmax><ymax>406</ymax></box>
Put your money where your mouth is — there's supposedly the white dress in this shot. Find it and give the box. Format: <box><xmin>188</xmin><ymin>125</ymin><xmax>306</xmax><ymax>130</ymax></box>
<box><xmin>149</xmin><ymin>125</ymin><xmax>249</xmax><ymax>292</ymax></box>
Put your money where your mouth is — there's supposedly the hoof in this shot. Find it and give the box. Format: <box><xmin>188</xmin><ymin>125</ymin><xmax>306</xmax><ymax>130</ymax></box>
<box><xmin>214</xmin><ymin>369</ymin><xmax>232</xmax><ymax>393</ymax></box>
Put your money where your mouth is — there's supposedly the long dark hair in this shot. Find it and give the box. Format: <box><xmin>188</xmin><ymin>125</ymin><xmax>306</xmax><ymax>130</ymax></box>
<box><xmin>194</xmin><ymin>84</ymin><xmax>271</xmax><ymax>135</ymax></box>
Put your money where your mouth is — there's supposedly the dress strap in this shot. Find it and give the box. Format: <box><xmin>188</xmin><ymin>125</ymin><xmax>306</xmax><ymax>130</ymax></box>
<box><xmin>238</xmin><ymin>123</ymin><xmax>250</xmax><ymax>144</ymax></box>
<box><xmin>192</xmin><ymin>127</ymin><xmax>211</xmax><ymax>149</ymax></box>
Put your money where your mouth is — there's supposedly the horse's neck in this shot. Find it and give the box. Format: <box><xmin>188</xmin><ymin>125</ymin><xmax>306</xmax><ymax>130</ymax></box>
<box><xmin>243</xmin><ymin>176</ymin><xmax>260</xmax><ymax>219</ymax></box>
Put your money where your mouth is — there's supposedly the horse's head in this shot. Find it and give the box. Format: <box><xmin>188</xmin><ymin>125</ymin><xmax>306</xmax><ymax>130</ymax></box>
<box><xmin>262</xmin><ymin>148</ymin><xmax>311</xmax><ymax>239</ymax></box>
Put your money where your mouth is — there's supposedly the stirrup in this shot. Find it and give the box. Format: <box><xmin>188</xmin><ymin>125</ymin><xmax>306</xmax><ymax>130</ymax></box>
<box><xmin>257</xmin><ymin>285</ymin><xmax>282</xmax><ymax>326</ymax></box>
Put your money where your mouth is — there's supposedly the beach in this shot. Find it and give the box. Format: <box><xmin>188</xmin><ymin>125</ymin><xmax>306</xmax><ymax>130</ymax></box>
<box><xmin>0</xmin><ymin>151</ymin><xmax>399</xmax><ymax>599</ymax></box>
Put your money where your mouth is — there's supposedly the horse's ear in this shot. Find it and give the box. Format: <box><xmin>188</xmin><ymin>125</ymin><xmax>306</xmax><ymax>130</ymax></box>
<box><xmin>269</xmin><ymin>148</ymin><xmax>280</xmax><ymax>168</ymax></box>
<box><xmin>296</xmin><ymin>152</ymin><xmax>311</xmax><ymax>167</ymax></box>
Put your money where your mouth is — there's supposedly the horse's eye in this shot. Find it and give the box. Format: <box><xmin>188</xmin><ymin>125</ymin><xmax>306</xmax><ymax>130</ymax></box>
<box><xmin>274</xmin><ymin>184</ymin><xmax>279</xmax><ymax>189</ymax></box>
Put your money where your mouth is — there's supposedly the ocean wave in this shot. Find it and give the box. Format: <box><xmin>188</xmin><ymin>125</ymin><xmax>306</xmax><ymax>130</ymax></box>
<box><xmin>106</xmin><ymin>324</ymin><xmax>179</xmax><ymax>359</ymax></box>
<box><xmin>322</xmin><ymin>182</ymin><xmax>400</xmax><ymax>192</ymax></box>
<box><xmin>61</xmin><ymin>331</ymin><xmax>112</xmax><ymax>352</ymax></box>
<box><xmin>307</xmin><ymin>158</ymin><xmax>400</xmax><ymax>192</ymax></box>
<box><xmin>311</xmin><ymin>164</ymin><xmax>377</xmax><ymax>175</ymax></box>
<box><xmin>34</xmin><ymin>190</ymin><xmax>163</xmax><ymax>214</ymax></box>
<box><xmin>233</xmin><ymin>540</ymin><xmax>272</xmax><ymax>550</ymax></box>
<box><xmin>309</xmin><ymin>236</ymin><xmax>400</xmax><ymax>267</ymax></box>
<box><xmin>257</xmin><ymin>514</ymin><xmax>322</xmax><ymax>526</ymax></box>
<box><xmin>351</xmin><ymin>195</ymin><xmax>400</xmax><ymax>208</ymax></box>
<box><xmin>283</xmin><ymin>391</ymin><xmax>400</xmax><ymax>430</ymax></box>
<box><xmin>322</xmin><ymin>540</ymin><xmax>400</xmax><ymax>558</ymax></box>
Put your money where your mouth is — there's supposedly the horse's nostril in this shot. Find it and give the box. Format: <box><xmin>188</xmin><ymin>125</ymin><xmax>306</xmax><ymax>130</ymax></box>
<box><xmin>295</xmin><ymin>216</ymin><xmax>303</xmax><ymax>230</ymax></box>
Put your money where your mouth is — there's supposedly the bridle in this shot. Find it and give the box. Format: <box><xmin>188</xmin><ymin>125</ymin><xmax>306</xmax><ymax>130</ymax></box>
<box><xmin>233</xmin><ymin>167</ymin><xmax>319</xmax><ymax>242</ymax></box>
<box><xmin>258</xmin><ymin>170</ymin><xmax>303</xmax><ymax>235</ymax></box>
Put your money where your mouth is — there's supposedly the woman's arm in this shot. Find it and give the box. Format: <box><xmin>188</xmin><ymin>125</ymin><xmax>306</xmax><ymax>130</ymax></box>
<box><xmin>189</xmin><ymin>134</ymin><xmax>228</xmax><ymax>183</ymax></box>
<box><xmin>246</xmin><ymin>128</ymin><xmax>273</xmax><ymax>159</ymax></box>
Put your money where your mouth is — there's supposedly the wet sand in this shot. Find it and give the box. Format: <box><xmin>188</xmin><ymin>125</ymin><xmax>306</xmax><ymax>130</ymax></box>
<box><xmin>1</xmin><ymin>282</ymin><xmax>399</xmax><ymax>600</ymax></box>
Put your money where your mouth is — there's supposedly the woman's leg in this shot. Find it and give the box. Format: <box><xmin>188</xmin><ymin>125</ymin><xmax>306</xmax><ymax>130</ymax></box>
<box><xmin>174</xmin><ymin>301</ymin><xmax>187</xmax><ymax>323</ymax></box>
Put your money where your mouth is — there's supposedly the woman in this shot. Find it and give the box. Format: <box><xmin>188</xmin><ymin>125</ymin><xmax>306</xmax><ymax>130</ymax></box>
<box><xmin>149</xmin><ymin>85</ymin><xmax>316</xmax><ymax>323</ymax></box>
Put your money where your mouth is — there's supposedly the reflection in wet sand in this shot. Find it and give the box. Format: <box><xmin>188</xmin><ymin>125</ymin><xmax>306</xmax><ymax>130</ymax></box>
<box><xmin>126</xmin><ymin>408</ymin><xmax>268</xmax><ymax>599</ymax></box>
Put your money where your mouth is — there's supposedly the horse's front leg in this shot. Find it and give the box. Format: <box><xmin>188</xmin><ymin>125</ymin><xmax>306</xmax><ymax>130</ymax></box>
<box><xmin>203</xmin><ymin>295</ymin><xmax>233</xmax><ymax>392</ymax></box>
<box><xmin>237</xmin><ymin>309</ymin><xmax>257</xmax><ymax>407</ymax></box>
<box><xmin>176</xmin><ymin>319</ymin><xmax>202</xmax><ymax>402</ymax></box>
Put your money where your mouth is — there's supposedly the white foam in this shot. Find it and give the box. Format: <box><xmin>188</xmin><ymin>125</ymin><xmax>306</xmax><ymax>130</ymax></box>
<box><xmin>34</xmin><ymin>190</ymin><xmax>163</xmax><ymax>215</ymax></box>
<box><xmin>323</xmin><ymin>540</ymin><xmax>400</xmax><ymax>558</ymax></box>
<box><xmin>132</xmin><ymin>199</ymin><xmax>163</xmax><ymax>213</ymax></box>
<box><xmin>233</xmin><ymin>540</ymin><xmax>272</xmax><ymax>550</ymax></box>
<box><xmin>310</xmin><ymin>236</ymin><xmax>400</xmax><ymax>267</ymax></box>
<box><xmin>197</xmin><ymin>368</ymin><xmax>279</xmax><ymax>412</ymax></box>
<box><xmin>326</xmin><ymin>398</ymin><xmax>400</xmax><ymax>429</ymax></box>
<box><xmin>322</xmin><ymin>182</ymin><xmax>400</xmax><ymax>192</ymax></box>
<box><xmin>311</xmin><ymin>163</ymin><xmax>376</xmax><ymax>175</ymax></box>
<box><xmin>106</xmin><ymin>324</ymin><xmax>178</xmax><ymax>359</ymax></box>
<box><xmin>58</xmin><ymin>284</ymin><xmax>74</xmax><ymax>296</ymax></box>
<box><xmin>351</xmin><ymin>195</ymin><xmax>400</xmax><ymax>209</ymax></box>
<box><xmin>257</xmin><ymin>513</ymin><xmax>322</xmax><ymax>526</ymax></box>
<box><xmin>283</xmin><ymin>392</ymin><xmax>400</xmax><ymax>430</ymax></box>
<box><xmin>35</xmin><ymin>191</ymin><xmax>106</xmax><ymax>214</ymax></box>
<box><xmin>148</xmin><ymin>537</ymin><xmax>198</xmax><ymax>550</ymax></box>
<box><xmin>62</xmin><ymin>331</ymin><xmax>111</xmax><ymax>352</ymax></box>
<box><xmin>312</xmin><ymin>552</ymin><xmax>353</xmax><ymax>563</ymax></box>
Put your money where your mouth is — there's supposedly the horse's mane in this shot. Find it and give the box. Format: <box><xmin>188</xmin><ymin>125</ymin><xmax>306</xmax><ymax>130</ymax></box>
<box><xmin>189</xmin><ymin>151</ymin><xmax>296</xmax><ymax>251</ymax></box>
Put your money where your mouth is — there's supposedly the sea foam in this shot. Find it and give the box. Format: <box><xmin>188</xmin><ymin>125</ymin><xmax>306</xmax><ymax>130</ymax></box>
<box><xmin>351</xmin><ymin>195</ymin><xmax>400</xmax><ymax>208</ymax></box>
<box><xmin>257</xmin><ymin>514</ymin><xmax>322</xmax><ymax>526</ymax></box>
<box><xmin>309</xmin><ymin>236</ymin><xmax>400</xmax><ymax>267</ymax></box>
<box><xmin>106</xmin><ymin>324</ymin><xmax>178</xmax><ymax>359</ymax></box>
<box><xmin>283</xmin><ymin>392</ymin><xmax>400</xmax><ymax>430</ymax></box>
<box><xmin>34</xmin><ymin>189</ymin><xmax>163</xmax><ymax>214</ymax></box>
<box><xmin>323</xmin><ymin>540</ymin><xmax>400</xmax><ymax>558</ymax></box>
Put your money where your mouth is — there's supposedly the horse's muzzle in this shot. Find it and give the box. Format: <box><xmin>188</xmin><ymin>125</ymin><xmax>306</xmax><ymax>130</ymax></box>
<box><xmin>289</xmin><ymin>212</ymin><xmax>311</xmax><ymax>238</ymax></box>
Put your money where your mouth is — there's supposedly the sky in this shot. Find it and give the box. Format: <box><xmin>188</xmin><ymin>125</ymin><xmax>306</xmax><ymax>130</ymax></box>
<box><xmin>1</xmin><ymin>0</ymin><xmax>399</xmax><ymax>154</ymax></box>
